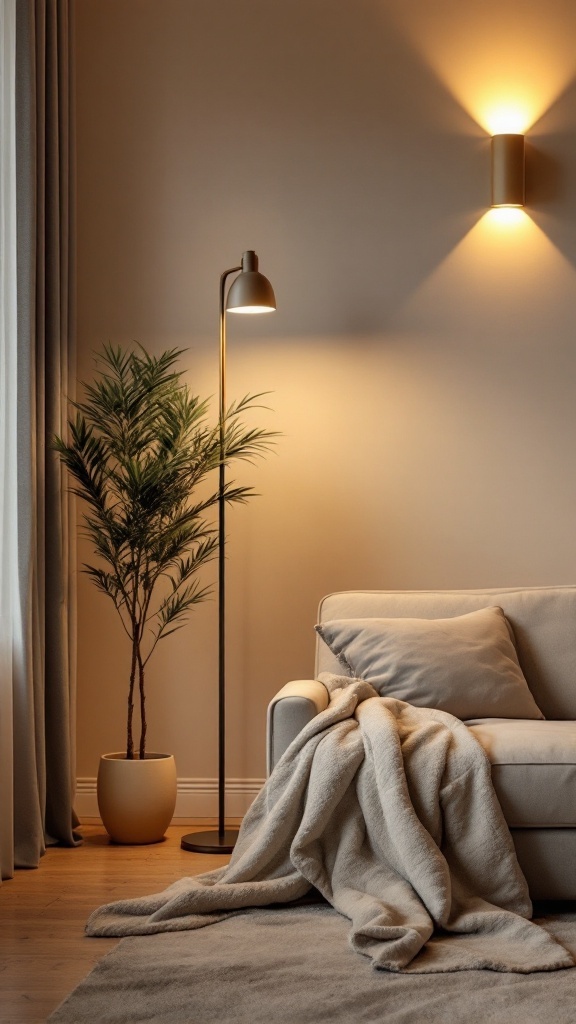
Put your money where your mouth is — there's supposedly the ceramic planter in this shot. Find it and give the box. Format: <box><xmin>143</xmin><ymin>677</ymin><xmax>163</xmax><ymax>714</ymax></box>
<box><xmin>97</xmin><ymin>752</ymin><xmax>177</xmax><ymax>844</ymax></box>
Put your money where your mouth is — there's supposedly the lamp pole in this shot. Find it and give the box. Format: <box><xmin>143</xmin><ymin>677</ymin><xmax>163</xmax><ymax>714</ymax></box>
<box><xmin>181</xmin><ymin>252</ymin><xmax>275</xmax><ymax>854</ymax></box>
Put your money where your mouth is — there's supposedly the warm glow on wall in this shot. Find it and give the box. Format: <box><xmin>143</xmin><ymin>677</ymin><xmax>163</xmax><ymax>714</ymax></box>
<box><xmin>469</xmin><ymin>89</ymin><xmax>542</xmax><ymax>137</ymax></box>
<box><xmin>389</xmin><ymin>2</ymin><xmax>576</xmax><ymax>136</ymax></box>
<box><xmin>473</xmin><ymin>206</ymin><xmax>555</xmax><ymax>265</ymax></box>
<box><xmin>484</xmin><ymin>104</ymin><xmax>532</xmax><ymax>136</ymax></box>
<box><xmin>395</xmin><ymin>207</ymin><xmax>574</xmax><ymax>337</ymax></box>
<box><xmin>486</xmin><ymin>207</ymin><xmax>526</xmax><ymax>227</ymax></box>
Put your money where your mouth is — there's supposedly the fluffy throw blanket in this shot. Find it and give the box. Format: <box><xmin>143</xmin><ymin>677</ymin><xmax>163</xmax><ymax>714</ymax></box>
<box><xmin>86</xmin><ymin>675</ymin><xmax>574</xmax><ymax>973</ymax></box>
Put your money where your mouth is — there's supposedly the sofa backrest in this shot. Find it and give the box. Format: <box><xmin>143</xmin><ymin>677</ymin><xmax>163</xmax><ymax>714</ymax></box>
<box><xmin>315</xmin><ymin>587</ymin><xmax>576</xmax><ymax>720</ymax></box>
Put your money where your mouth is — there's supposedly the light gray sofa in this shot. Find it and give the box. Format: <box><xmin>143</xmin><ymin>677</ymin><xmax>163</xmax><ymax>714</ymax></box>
<box><xmin>267</xmin><ymin>587</ymin><xmax>576</xmax><ymax>900</ymax></box>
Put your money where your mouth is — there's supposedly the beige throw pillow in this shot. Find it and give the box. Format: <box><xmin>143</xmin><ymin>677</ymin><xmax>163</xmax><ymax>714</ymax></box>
<box><xmin>315</xmin><ymin>606</ymin><xmax>544</xmax><ymax>721</ymax></box>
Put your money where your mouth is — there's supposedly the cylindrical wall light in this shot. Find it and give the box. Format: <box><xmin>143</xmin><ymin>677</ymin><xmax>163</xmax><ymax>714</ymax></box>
<box><xmin>491</xmin><ymin>134</ymin><xmax>525</xmax><ymax>207</ymax></box>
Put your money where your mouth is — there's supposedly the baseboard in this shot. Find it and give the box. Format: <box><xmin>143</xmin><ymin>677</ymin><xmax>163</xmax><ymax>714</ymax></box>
<box><xmin>75</xmin><ymin>777</ymin><xmax>265</xmax><ymax>820</ymax></box>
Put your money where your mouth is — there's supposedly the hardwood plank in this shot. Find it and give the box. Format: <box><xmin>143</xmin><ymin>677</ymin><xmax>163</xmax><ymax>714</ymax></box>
<box><xmin>0</xmin><ymin>823</ymin><xmax>231</xmax><ymax>1023</ymax></box>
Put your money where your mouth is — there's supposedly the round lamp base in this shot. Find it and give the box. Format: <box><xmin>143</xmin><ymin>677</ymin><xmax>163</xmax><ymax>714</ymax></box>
<box><xmin>180</xmin><ymin>829</ymin><xmax>238</xmax><ymax>854</ymax></box>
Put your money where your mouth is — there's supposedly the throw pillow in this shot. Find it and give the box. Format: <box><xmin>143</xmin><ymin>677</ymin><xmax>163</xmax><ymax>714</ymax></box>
<box><xmin>315</xmin><ymin>606</ymin><xmax>544</xmax><ymax>721</ymax></box>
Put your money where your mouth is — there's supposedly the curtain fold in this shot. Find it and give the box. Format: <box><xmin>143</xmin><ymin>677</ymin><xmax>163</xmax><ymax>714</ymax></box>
<box><xmin>0</xmin><ymin>0</ymin><xmax>78</xmax><ymax>880</ymax></box>
<box><xmin>0</xmin><ymin>0</ymin><xmax>19</xmax><ymax>882</ymax></box>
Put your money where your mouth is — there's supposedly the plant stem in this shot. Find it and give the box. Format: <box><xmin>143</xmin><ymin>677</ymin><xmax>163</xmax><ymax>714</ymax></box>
<box><xmin>128</xmin><ymin>547</ymin><xmax>142</xmax><ymax>759</ymax></box>
<box><xmin>127</xmin><ymin>637</ymin><xmax>137</xmax><ymax>759</ymax></box>
<box><xmin>137</xmin><ymin>646</ymin><xmax>146</xmax><ymax>759</ymax></box>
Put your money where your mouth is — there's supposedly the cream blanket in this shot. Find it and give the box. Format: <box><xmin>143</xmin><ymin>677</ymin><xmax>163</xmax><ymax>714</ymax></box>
<box><xmin>86</xmin><ymin>676</ymin><xmax>574</xmax><ymax>973</ymax></box>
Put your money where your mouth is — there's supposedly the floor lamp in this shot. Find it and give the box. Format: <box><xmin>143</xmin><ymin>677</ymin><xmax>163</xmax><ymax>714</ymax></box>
<box><xmin>181</xmin><ymin>251</ymin><xmax>276</xmax><ymax>854</ymax></box>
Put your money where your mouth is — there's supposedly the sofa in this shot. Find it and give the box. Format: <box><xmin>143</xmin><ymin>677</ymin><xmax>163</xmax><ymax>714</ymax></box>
<box><xmin>267</xmin><ymin>586</ymin><xmax>576</xmax><ymax>900</ymax></box>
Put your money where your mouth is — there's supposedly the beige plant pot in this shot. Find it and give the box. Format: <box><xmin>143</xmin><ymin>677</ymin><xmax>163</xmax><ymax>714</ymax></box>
<box><xmin>97</xmin><ymin>752</ymin><xmax>177</xmax><ymax>844</ymax></box>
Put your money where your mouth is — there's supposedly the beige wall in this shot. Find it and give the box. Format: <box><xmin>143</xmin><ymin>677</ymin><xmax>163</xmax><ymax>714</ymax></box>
<box><xmin>75</xmin><ymin>0</ymin><xmax>576</xmax><ymax>789</ymax></box>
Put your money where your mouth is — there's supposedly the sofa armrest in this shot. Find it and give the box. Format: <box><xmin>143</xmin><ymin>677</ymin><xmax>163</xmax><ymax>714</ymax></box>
<box><xmin>266</xmin><ymin>679</ymin><xmax>330</xmax><ymax>775</ymax></box>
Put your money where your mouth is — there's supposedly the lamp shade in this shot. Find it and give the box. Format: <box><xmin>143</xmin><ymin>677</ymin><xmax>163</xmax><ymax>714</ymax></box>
<box><xmin>226</xmin><ymin>250</ymin><xmax>276</xmax><ymax>313</ymax></box>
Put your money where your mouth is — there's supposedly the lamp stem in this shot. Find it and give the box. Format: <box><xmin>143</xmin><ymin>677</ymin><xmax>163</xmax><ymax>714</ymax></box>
<box><xmin>217</xmin><ymin>266</ymin><xmax>240</xmax><ymax>840</ymax></box>
<box><xmin>180</xmin><ymin>260</ymin><xmax>250</xmax><ymax>856</ymax></box>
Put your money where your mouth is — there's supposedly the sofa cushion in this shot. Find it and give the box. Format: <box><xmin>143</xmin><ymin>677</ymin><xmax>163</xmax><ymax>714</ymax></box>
<box><xmin>315</xmin><ymin>588</ymin><xmax>576</xmax><ymax>720</ymax></box>
<box><xmin>467</xmin><ymin>719</ymin><xmax>576</xmax><ymax>827</ymax></box>
<box><xmin>315</xmin><ymin>606</ymin><xmax>544</xmax><ymax>721</ymax></box>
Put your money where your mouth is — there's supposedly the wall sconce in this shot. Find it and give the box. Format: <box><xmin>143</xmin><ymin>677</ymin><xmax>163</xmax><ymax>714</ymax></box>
<box><xmin>491</xmin><ymin>133</ymin><xmax>525</xmax><ymax>207</ymax></box>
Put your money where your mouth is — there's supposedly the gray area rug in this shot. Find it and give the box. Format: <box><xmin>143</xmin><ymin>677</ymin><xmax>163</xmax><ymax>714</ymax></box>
<box><xmin>49</xmin><ymin>902</ymin><xmax>576</xmax><ymax>1024</ymax></box>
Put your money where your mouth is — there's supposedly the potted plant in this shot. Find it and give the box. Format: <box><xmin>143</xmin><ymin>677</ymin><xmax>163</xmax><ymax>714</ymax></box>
<box><xmin>54</xmin><ymin>344</ymin><xmax>274</xmax><ymax>843</ymax></box>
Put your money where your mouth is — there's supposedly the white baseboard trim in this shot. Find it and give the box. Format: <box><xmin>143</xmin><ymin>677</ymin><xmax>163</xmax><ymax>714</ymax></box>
<box><xmin>75</xmin><ymin>777</ymin><xmax>265</xmax><ymax>820</ymax></box>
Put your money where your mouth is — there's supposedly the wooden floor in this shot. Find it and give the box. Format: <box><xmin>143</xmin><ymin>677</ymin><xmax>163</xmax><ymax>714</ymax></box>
<box><xmin>0</xmin><ymin>822</ymin><xmax>233</xmax><ymax>1024</ymax></box>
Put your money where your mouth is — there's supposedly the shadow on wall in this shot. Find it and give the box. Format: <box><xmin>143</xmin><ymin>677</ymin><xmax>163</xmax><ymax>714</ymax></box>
<box><xmin>528</xmin><ymin>80</ymin><xmax>576</xmax><ymax>266</ymax></box>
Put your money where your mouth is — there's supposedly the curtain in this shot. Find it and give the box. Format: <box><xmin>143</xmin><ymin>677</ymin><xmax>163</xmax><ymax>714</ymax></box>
<box><xmin>0</xmin><ymin>0</ymin><xmax>19</xmax><ymax>881</ymax></box>
<box><xmin>0</xmin><ymin>0</ymin><xmax>78</xmax><ymax>881</ymax></box>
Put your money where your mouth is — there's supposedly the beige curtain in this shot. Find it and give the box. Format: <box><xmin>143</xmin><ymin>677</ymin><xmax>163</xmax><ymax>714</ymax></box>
<box><xmin>0</xmin><ymin>0</ymin><xmax>19</xmax><ymax>882</ymax></box>
<box><xmin>0</xmin><ymin>0</ymin><xmax>79</xmax><ymax>879</ymax></box>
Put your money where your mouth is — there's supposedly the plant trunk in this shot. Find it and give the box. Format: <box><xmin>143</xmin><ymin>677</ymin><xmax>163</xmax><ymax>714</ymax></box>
<box><xmin>126</xmin><ymin>637</ymin><xmax>138</xmax><ymax>759</ymax></box>
<box><xmin>138</xmin><ymin>649</ymin><xmax>147</xmax><ymax>759</ymax></box>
